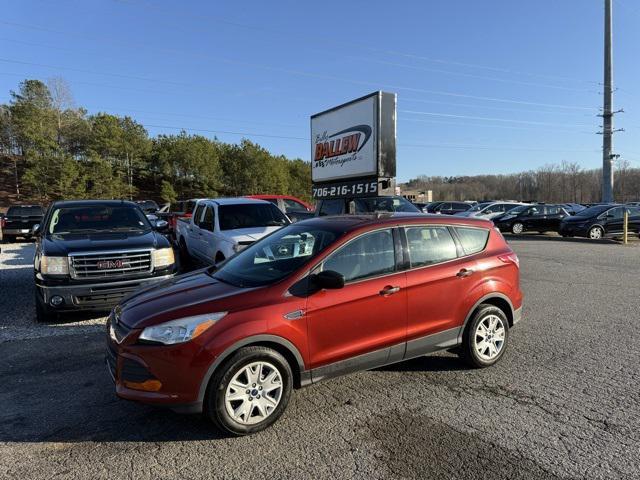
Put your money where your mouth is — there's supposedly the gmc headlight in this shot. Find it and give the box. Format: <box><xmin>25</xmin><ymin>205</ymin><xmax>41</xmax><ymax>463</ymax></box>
<box><xmin>138</xmin><ymin>312</ymin><xmax>227</xmax><ymax>345</ymax></box>
<box><xmin>40</xmin><ymin>255</ymin><xmax>69</xmax><ymax>275</ymax></box>
<box><xmin>152</xmin><ymin>247</ymin><xmax>175</xmax><ymax>268</ymax></box>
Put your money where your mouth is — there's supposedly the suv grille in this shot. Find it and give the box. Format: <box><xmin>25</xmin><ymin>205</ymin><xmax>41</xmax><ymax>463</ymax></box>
<box><xmin>70</xmin><ymin>250</ymin><xmax>152</xmax><ymax>279</ymax></box>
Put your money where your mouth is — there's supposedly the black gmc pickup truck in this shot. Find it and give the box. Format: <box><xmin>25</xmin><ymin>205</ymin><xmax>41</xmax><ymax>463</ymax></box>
<box><xmin>1</xmin><ymin>204</ymin><xmax>44</xmax><ymax>242</ymax></box>
<box><xmin>33</xmin><ymin>200</ymin><xmax>176</xmax><ymax>321</ymax></box>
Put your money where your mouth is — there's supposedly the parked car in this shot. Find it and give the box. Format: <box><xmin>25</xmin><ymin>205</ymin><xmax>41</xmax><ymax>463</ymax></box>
<box><xmin>494</xmin><ymin>204</ymin><xmax>570</xmax><ymax>234</ymax></box>
<box><xmin>33</xmin><ymin>200</ymin><xmax>176</xmax><ymax>322</ymax></box>
<box><xmin>431</xmin><ymin>201</ymin><xmax>473</xmax><ymax>215</ymax></box>
<box><xmin>1</xmin><ymin>204</ymin><xmax>44</xmax><ymax>242</ymax></box>
<box><xmin>626</xmin><ymin>201</ymin><xmax>640</xmax><ymax>207</ymax></box>
<box><xmin>561</xmin><ymin>203</ymin><xmax>586</xmax><ymax>215</ymax></box>
<box><xmin>456</xmin><ymin>202</ymin><xmax>526</xmax><ymax>220</ymax></box>
<box><xmin>559</xmin><ymin>204</ymin><xmax>640</xmax><ymax>239</ymax></box>
<box><xmin>411</xmin><ymin>202</ymin><xmax>429</xmax><ymax>213</ymax></box>
<box><xmin>246</xmin><ymin>195</ymin><xmax>315</xmax><ymax>223</ymax></box>
<box><xmin>175</xmin><ymin>198</ymin><xmax>289</xmax><ymax>266</ymax></box>
<box><xmin>135</xmin><ymin>200</ymin><xmax>160</xmax><ymax>214</ymax></box>
<box><xmin>246</xmin><ymin>195</ymin><xmax>314</xmax><ymax>213</ymax></box>
<box><xmin>424</xmin><ymin>201</ymin><xmax>446</xmax><ymax>213</ymax></box>
<box><xmin>106</xmin><ymin>213</ymin><xmax>523</xmax><ymax>435</ymax></box>
<box><xmin>312</xmin><ymin>196</ymin><xmax>420</xmax><ymax>217</ymax></box>
<box><xmin>155</xmin><ymin>199</ymin><xmax>202</xmax><ymax>240</ymax></box>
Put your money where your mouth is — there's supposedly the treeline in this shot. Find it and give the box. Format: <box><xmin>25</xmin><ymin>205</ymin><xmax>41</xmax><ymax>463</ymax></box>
<box><xmin>403</xmin><ymin>161</ymin><xmax>640</xmax><ymax>203</ymax></box>
<box><xmin>0</xmin><ymin>78</ymin><xmax>311</xmax><ymax>205</ymax></box>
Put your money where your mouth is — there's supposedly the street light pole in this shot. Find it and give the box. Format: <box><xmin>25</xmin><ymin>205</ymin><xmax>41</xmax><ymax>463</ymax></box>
<box><xmin>602</xmin><ymin>0</ymin><xmax>614</xmax><ymax>203</ymax></box>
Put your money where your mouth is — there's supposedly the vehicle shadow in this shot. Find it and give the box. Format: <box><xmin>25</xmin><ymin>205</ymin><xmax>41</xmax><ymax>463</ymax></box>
<box><xmin>0</xmin><ymin>333</ymin><xmax>226</xmax><ymax>443</ymax></box>
<box><xmin>375</xmin><ymin>353</ymin><xmax>468</xmax><ymax>373</ymax></box>
<box><xmin>504</xmin><ymin>233</ymin><xmax>622</xmax><ymax>245</ymax></box>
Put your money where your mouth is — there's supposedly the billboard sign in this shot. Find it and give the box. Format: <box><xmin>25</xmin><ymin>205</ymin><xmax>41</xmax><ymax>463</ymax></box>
<box><xmin>311</xmin><ymin>91</ymin><xmax>396</xmax><ymax>198</ymax></box>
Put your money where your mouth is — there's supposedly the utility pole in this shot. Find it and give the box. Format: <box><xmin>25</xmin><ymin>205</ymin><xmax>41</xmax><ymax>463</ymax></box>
<box><xmin>601</xmin><ymin>0</ymin><xmax>614</xmax><ymax>203</ymax></box>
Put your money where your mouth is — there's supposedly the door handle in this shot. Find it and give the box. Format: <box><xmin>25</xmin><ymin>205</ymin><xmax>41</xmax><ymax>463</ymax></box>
<box><xmin>379</xmin><ymin>286</ymin><xmax>400</xmax><ymax>296</ymax></box>
<box><xmin>456</xmin><ymin>268</ymin><xmax>474</xmax><ymax>278</ymax></box>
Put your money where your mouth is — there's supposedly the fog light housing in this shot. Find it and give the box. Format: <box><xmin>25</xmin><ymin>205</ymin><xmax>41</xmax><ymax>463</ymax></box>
<box><xmin>50</xmin><ymin>295</ymin><xmax>64</xmax><ymax>307</ymax></box>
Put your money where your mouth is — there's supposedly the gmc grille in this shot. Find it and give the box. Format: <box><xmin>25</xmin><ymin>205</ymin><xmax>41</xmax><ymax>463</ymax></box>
<box><xmin>70</xmin><ymin>250</ymin><xmax>152</xmax><ymax>279</ymax></box>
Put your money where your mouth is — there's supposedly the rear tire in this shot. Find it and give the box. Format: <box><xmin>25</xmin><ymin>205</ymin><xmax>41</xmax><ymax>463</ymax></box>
<box><xmin>204</xmin><ymin>346</ymin><xmax>293</xmax><ymax>436</ymax></box>
<box><xmin>588</xmin><ymin>226</ymin><xmax>604</xmax><ymax>240</ymax></box>
<box><xmin>511</xmin><ymin>223</ymin><xmax>524</xmax><ymax>235</ymax></box>
<box><xmin>460</xmin><ymin>304</ymin><xmax>509</xmax><ymax>368</ymax></box>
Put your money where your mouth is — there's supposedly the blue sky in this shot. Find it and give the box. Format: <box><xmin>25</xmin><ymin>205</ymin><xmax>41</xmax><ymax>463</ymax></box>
<box><xmin>0</xmin><ymin>0</ymin><xmax>638</xmax><ymax>182</ymax></box>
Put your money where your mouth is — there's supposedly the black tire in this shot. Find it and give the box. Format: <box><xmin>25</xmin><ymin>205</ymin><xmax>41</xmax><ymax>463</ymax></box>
<box><xmin>2</xmin><ymin>235</ymin><xmax>15</xmax><ymax>243</ymax></box>
<box><xmin>35</xmin><ymin>290</ymin><xmax>55</xmax><ymax>323</ymax></box>
<box><xmin>588</xmin><ymin>226</ymin><xmax>604</xmax><ymax>240</ymax></box>
<box><xmin>178</xmin><ymin>238</ymin><xmax>191</xmax><ymax>268</ymax></box>
<box><xmin>511</xmin><ymin>223</ymin><xmax>524</xmax><ymax>235</ymax></box>
<box><xmin>460</xmin><ymin>304</ymin><xmax>510</xmax><ymax>368</ymax></box>
<box><xmin>215</xmin><ymin>252</ymin><xmax>225</xmax><ymax>265</ymax></box>
<box><xmin>204</xmin><ymin>346</ymin><xmax>293</xmax><ymax>436</ymax></box>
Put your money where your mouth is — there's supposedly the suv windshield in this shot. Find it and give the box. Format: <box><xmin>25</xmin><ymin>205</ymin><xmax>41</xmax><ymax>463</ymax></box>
<box><xmin>48</xmin><ymin>205</ymin><xmax>151</xmax><ymax>234</ymax></box>
<box><xmin>7</xmin><ymin>206</ymin><xmax>43</xmax><ymax>216</ymax></box>
<box><xmin>354</xmin><ymin>196</ymin><xmax>419</xmax><ymax>213</ymax></box>
<box><xmin>212</xmin><ymin>224</ymin><xmax>342</xmax><ymax>287</ymax></box>
<box><xmin>218</xmin><ymin>203</ymin><xmax>288</xmax><ymax>230</ymax></box>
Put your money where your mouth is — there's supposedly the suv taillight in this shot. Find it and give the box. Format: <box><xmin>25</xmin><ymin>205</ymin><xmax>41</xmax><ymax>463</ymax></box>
<box><xmin>498</xmin><ymin>253</ymin><xmax>520</xmax><ymax>268</ymax></box>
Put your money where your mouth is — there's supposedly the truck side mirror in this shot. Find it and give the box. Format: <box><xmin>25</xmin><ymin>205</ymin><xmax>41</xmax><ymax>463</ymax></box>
<box><xmin>154</xmin><ymin>220</ymin><xmax>169</xmax><ymax>231</ymax></box>
<box><xmin>31</xmin><ymin>224</ymin><xmax>41</xmax><ymax>235</ymax></box>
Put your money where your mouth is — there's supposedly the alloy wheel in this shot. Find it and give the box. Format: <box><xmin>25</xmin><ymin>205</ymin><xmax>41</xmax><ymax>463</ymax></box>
<box><xmin>474</xmin><ymin>315</ymin><xmax>506</xmax><ymax>361</ymax></box>
<box><xmin>224</xmin><ymin>361</ymin><xmax>283</xmax><ymax>425</ymax></box>
<box><xmin>589</xmin><ymin>227</ymin><xmax>603</xmax><ymax>239</ymax></box>
<box><xmin>512</xmin><ymin>223</ymin><xmax>524</xmax><ymax>234</ymax></box>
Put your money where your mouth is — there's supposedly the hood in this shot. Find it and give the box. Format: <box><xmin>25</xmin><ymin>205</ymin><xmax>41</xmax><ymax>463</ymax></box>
<box><xmin>224</xmin><ymin>226</ymin><xmax>281</xmax><ymax>243</ymax></box>
<box><xmin>42</xmin><ymin>230</ymin><xmax>169</xmax><ymax>256</ymax></box>
<box><xmin>118</xmin><ymin>269</ymin><xmax>257</xmax><ymax>329</ymax></box>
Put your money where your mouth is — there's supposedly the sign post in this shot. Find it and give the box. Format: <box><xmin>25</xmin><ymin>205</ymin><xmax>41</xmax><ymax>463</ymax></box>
<box><xmin>311</xmin><ymin>91</ymin><xmax>396</xmax><ymax>200</ymax></box>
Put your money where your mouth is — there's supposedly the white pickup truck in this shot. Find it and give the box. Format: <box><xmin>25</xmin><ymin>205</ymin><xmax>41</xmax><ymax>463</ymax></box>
<box><xmin>175</xmin><ymin>198</ymin><xmax>290</xmax><ymax>266</ymax></box>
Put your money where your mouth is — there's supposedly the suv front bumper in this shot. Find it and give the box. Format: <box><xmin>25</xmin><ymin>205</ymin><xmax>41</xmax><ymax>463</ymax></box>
<box><xmin>36</xmin><ymin>273</ymin><xmax>175</xmax><ymax>312</ymax></box>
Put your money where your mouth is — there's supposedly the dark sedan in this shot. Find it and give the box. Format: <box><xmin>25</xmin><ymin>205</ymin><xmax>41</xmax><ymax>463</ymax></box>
<box><xmin>494</xmin><ymin>204</ymin><xmax>569</xmax><ymax>234</ymax></box>
<box><xmin>559</xmin><ymin>204</ymin><xmax>640</xmax><ymax>239</ymax></box>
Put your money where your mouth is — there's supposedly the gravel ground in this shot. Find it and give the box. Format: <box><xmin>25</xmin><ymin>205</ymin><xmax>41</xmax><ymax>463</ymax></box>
<box><xmin>0</xmin><ymin>236</ymin><xmax>639</xmax><ymax>479</ymax></box>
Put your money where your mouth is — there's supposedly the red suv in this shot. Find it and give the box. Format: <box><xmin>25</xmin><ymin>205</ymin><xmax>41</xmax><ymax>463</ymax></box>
<box><xmin>107</xmin><ymin>214</ymin><xmax>522</xmax><ymax>435</ymax></box>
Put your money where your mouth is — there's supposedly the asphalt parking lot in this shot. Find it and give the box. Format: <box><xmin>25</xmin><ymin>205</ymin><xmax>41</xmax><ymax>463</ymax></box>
<box><xmin>1</xmin><ymin>237</ymin><xmax>639</xmax><ymax>479</ymax></box>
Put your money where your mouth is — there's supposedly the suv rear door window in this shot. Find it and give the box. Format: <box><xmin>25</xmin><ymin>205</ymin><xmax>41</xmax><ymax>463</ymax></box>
<box><xmin>322</xmin><ymin>229</ymin><xmax>395</xmax><ymax>282</ymax></box>
<box><xmin>455</xmin><ymin>227</ymin><xmax>490</xmax><ymax>255</ymax></box>
<box><xmin>405</xmin><ymin>226</ymin><xmax>458</xmax><ymax>267</ymax></box>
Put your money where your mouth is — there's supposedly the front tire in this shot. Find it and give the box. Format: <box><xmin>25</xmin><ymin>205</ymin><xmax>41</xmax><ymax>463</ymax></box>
<box><xmin>511</xmin><ymin>223</ymin><xmax>524</xmax><ymax>235</ymax></box>
<box><xmin>460</xmin><ymin>304</ymin><xmax>509</xmax><ymax>368</ymax></box>
<box><xmin>204</xmin><ymin>346</ymin><xmax>293</xmax><ymax>436</ymax></box>
<box><xmin>35</xmin><ymin>290</ymin><xmax>55</xmax><ymax>323</ymax></box>
<box><xmin>588</xmin><ymin>226</ymin><xmax>604</xmax><ymax>240</ymax></box>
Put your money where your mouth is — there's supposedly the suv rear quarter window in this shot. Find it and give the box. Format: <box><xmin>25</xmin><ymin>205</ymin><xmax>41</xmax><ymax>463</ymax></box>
<box><xmin>455</xmin><ymin>227</ymin><xmax>490</xmax><ymax>255</ymax></box>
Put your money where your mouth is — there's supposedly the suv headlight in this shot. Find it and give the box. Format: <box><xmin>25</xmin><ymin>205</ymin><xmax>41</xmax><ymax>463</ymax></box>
<box><xmin>152</xmin><ymin>247</ymin><xmax>174</xmax><ymax>268</ymax></box>
<box><xmin>138</xmin><ymin>312</ymin><xmax>227</xmax><ymax>345</ymax></box>
<box><xmin>40</xmin><ymin>255</ymin><xmax>69</xmax><ymax>275</ymax></box>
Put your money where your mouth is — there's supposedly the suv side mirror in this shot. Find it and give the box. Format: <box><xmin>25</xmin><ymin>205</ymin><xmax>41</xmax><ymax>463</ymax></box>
<box><xmin>311</xmin><ymin>270</ymin><xmax>345</xmax><ymax>290</ymax></box>
<box><xmin>31</xmin><ymin>223</ymin><xmax>41</xmax><ymax>235</ymax></box>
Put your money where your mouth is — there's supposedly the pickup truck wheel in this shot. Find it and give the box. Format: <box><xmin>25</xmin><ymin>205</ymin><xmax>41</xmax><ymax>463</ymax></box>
<box><xmin>205</xmin><ymin>346</ymin><xmax>292</xmax><ymax>436</ymax></box>
<box><xmin>2</xmin><ymin>235</ymin><xmax>15</xmax><ymax>243</ymax></box>
<box><xmin>459</xmin><ymin>304</ymin><xmax>509</xmax><ymax>368</ymax></box>
<box><xmin>35</xmin><ymin>291</ymin><xmax>55</xmax><ymax>323</ymax></box>
<box><xmin>178</xmin><ymin>238</ymin><xmax>191</xmax><ymax>268</ymax></box>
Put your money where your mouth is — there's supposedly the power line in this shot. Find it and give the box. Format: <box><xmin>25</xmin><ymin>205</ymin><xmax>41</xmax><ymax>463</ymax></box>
<box><xmin>113</xmin><ymin>0</ymin><xmax>599</xmax><ymax>86</ymax></box>
<box><xmin>400</xmin><ymin>110</ymin><xmax>593</xmax><ymax>128</ymax></box>
<box><xmin>0</xmin><ymin>23</ymin><xmax>596</xmax><ymax>111</ymax></box>
<box><xmin>399</xmin><ymin>117</ymin><xmax>594</xmax><ymax>134</ymax></box>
